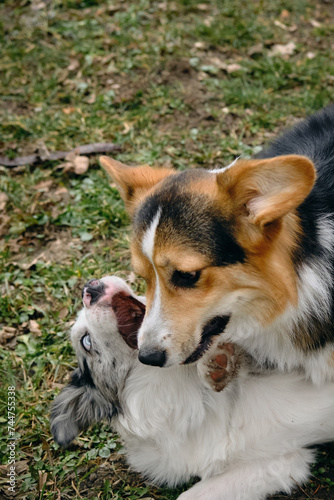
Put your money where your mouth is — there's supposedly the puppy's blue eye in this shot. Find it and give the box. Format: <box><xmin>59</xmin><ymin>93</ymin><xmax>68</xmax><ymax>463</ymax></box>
<box><xmin>172</xmin><ymin>270</ymin><xmax>201</xmax><ymax>288</ymax></box>
<box><xmin>81</xmin><ymin>333</ymin><xmax>91</xmax><ymax>352</ymax></box>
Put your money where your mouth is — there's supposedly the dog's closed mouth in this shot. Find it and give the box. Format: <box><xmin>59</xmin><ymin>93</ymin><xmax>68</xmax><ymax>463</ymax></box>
<box><xmin>111</xmin><ymin>292</ymin><xmax>146</xmax><ymax>349</ymax></box>
<box><xmin>183</xmin><ymin>316</ymin><xmax>230</xmax><ymax>365</ymax></box>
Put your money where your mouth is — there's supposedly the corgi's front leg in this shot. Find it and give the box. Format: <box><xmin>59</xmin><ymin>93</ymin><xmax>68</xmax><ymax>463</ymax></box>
<box><xmin>197</xmin><ymin>338</ymin><xmax>244</xmax><ymax>392</ymax></box>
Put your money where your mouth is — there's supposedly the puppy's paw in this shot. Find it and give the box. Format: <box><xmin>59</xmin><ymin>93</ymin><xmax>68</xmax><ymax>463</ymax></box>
<box><xmin>197</xmin><ymin>340</ymin><xmax>242</xmax><ymax>392</ymax></box>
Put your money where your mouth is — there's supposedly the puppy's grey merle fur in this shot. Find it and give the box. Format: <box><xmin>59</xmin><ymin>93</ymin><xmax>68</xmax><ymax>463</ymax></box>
<box><xmin>51</xmin><ymin>276</ymin><xmax>334</xmax><ymax>500</ymax></box>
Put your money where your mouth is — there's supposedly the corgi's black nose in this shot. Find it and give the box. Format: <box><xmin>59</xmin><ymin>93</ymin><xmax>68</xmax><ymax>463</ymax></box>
<box><xmin>82</xmin><ymin>278</ymin><xmax>106</xmax><ymax>306</ymax></box>
<box><xmin>138</xmin><ymin>348</ymin><xmax>167</xmax><ymax>367</ymax></box>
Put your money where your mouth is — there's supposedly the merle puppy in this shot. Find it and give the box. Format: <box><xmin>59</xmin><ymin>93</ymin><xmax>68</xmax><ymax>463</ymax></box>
<box><xmin>51</xmin><ymin>276</ymin><xmax>334</xmax><ymax>500</ymax></box>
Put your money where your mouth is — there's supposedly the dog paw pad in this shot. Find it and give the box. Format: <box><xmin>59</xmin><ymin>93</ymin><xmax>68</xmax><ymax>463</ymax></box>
<box><xmin>197</xmin><ymin>342</ymin><xmax>241</xmax><ymax>392</ymax></box>
<box><xmin>215</xmin><ymin>353</ymin><xmax>228</xmax><ymax>368</ymax></box>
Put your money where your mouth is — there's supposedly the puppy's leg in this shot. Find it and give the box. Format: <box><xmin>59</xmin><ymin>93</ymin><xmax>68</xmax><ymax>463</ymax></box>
<box><xmin>197</xmin><ymin>338</ymin><xmax>244</xmax><ymax>392</ymax></box>
<box><xmin>178</xmin><ymin>447</ymin><xmax>314</xmax><ymax>500</ymax></box>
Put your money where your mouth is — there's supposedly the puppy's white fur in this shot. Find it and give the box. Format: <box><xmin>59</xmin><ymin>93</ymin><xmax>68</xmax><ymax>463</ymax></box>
<box><xmin>51</xmin><ymin>277</ymin><xmax>334</xmax><ymax>500</ymax></box>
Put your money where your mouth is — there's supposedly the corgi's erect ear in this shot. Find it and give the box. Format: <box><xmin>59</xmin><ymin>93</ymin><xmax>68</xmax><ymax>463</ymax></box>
<box><xmin>100</xmin><ymin>156</ymin><xmax>174</xmax><ymax>215</ymax></box>
<box><xmin>217</xmin><ymin>155</ymin><xmax>316</xmax><ymax>227</ymax></box>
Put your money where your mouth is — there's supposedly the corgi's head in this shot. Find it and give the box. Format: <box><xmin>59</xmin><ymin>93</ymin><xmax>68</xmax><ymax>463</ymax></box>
<box><xmin>100</xmin><ymin>155</ymin><xmax>316</xmax><ymax>367</ymax></box>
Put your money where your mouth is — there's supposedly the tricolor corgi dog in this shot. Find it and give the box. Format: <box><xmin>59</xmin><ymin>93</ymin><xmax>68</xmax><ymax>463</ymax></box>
<box><xmin>100</xmin><ymin>105</ymin><xmax>334</xmax><ymax>386</ymax></box>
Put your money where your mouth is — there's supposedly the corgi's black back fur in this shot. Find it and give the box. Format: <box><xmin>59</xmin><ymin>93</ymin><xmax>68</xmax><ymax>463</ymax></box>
<box><xmin>258</xmin><ymin>105</ymin><xmax>334</xmax><ymax>259</ymax></box>
<box><xmin>257</xmin><ymin>105</ymin><xmax>334</xmax><ymax>350</ymax></box>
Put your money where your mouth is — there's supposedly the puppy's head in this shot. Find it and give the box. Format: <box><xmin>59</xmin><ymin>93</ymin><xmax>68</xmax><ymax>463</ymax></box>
<box><xmin>50</xmin><ymin>276</ymin><xmax>145</xmax><ymax>447</ymax></box>
<box><xmin>100</xmin><ymin>155</ymin><xmax>316</xmax><ymax>367</ymax></box>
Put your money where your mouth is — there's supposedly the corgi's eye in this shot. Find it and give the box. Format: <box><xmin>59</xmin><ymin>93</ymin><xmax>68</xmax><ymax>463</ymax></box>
<box><xmin>172</xmin><ymin>270</ymin><xmax>201</xmax><ymax>288</ymax></box>
<box><xmin>81</xmin><ymin>333</ymin><xmax>91</xmax><ymax>352</ymax></box>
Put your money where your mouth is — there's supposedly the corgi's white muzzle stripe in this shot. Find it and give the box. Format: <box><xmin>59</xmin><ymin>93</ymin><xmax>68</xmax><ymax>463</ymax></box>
<box><xmin>141</xmin><ymin>207</ymin><xmax>161</xmax><ymax>262</ymax></box>
<box><xmin>138</xmin><ymin>207</ymin><xmax>167</xmax><ymax>350</ymax></box>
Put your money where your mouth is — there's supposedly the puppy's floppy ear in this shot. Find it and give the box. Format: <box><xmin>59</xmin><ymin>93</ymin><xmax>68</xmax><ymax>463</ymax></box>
<box><xmin>100</xmin><ymin>156</ymin><xmax>174</xmax><ymax>216</ymax></box>
<box><xmin>217</xmin><ymin>155</ymin><xmax>316</xmax><ymax>227</ymax></box>
<box><xmin>50</xmin><ymin>367</ymin><xmax>116</xmax><ymax>448</ymax></box>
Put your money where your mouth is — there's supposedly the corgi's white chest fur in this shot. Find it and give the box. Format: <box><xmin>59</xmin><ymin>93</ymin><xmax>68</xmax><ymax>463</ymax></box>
<box><xmin>226</xmin><ymin>316</ymin><xmax>334</xmax><ymax>386</ymax></box>
<box><xmin>225</xmin><ymin>241</ymin><xmax>334</xmax><ymax>385</ymax></box>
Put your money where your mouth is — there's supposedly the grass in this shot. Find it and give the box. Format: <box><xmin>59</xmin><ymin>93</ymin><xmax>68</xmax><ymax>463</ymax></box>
<box><xmin>1</xmin><ymin>0</ymin><xmax>334</xmax><ymax>498</ymax></box>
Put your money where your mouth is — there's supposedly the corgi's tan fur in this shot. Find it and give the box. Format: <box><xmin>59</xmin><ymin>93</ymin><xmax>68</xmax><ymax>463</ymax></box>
<box><xmin>100</xmin><ymin>106</ymin><xmax>334</xmax><ymax>384</ymax></box>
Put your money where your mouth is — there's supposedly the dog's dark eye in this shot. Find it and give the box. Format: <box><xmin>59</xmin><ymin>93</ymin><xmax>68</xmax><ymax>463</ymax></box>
<box><xmin>81</xmin><ymin>333</ymin><xmax>91</xmax><ymax>352</ymax></box>
<box><xmin>172</xmin><ymin>270</ymin><xmax>201</xmax><ymax>288</ymax></box>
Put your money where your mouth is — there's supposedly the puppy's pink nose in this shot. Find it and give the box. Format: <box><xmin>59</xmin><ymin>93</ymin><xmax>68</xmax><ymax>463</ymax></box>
<box><xmin>82</xmin><ymin>279</ymin><xmax>106</xmax><ymax>307</ymax></box>
<box><xmin>89</xmin><ymin>279</ymin><xmax>99</xmax><ymax>287</ymax></box>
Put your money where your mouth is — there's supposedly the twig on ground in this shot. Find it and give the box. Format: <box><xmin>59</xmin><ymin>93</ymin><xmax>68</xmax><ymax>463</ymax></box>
<box><xmin>0</xmin><ymin>142</ymin><xmax>122</xmax><ymax>168</ymax></box>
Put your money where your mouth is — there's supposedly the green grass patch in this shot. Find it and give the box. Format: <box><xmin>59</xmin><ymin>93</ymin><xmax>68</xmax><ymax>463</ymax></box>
<box><xmin>1</xmin><ymin>0</ymin><xmax>334</xmax><ymax>498</ymax></box>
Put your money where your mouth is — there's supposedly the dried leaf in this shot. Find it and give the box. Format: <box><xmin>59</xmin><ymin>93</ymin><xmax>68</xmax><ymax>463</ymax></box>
<box><xmin>54</xmin><ymin>187</ymin><xmax>69</xmax><ymax>196</ymax></box>
<box><xmin>274</xmin><ymin>20</ymin><xmax>289</xmax><ymax>30</ymax></box>
<box><xmin>194</xmin><ymin>41</ymin><xmax>206</xmax><ymax>49</ymax></box>
<box><xmin>226</xmin><ymin>63</ymin><xmax>242</xmax><ymax>73</ymax></box>
<box><xmin>56</xmin><ymin>161</ymin><xmax>73</xmax><ymax>172</ymax></box>
<box><xmin>38</xmin><ymin>470</ymin><xmax>48</xmax><ymax>492</ymax></box>
<box><xmin>86</xmin><ymin>93</ymin><xmax>96</xmax><ymax>104</ymax></box>
<box><xmin>280</xmin><ymin>9</ymin><xmax>290</xmax><ymax>19</ymax></box>
<box><xmin>106</xmin><ymin>62</ymin><xmax>117</xmax><ymax>74</ymax></box>
<box><xmin>59</xmin><ymin>307</ymin><xmax>69</xmax><ymax>320</ymax></box>
<box><xmin>208</xmin><ymin>57</ymin><xmax>228</xmax><ymax>70</ymax></box>
<box><xmin>310</xmin><ymin>19</ymin><xmax>321</xmax><ymax>28</ymax></box>
<box><xmin>268</xmin><ymin>42</ymin><xmax>296</xmax><ymax>57</ymax></box>
<box><xmin>197</xmin><ymin>3</ymin><xmax>210</xmax><ymax>10</ymax></box>
<box><xmin>50</xmin><ymin>382</ymin><xmax>65</xmax><ymax>390</ymax></box>
<box><xmin>0</xmin><ymin>192</ymin><xmax>9</xmax><ymax>211</ymax></box>
<box><xmin>57</xmin><ymin>69</ymin><xmax>69</xmax><ymax>84</ymax></box>
<box><xmin>274</xmin><ymin>20</ymin><xmax>297</xmax><ymax>32</ymax></box>
<box><xmin>29</xmin><ymin>320</ymin><xmax>42</xmax><ymax>337</ymax></box>
<box><xmin>306</xmin><ymin>52</ymin><xmax>316</xmax><ymax>60</ymax></box>
<box><xmin>108</xmin><ymin>4</ymin><xmax>122</xmax><ymax>13</ymax></box>
<box><xmin>67</xmin><ymin>59</ymin><xmax>80</xmax><ymax>71</ymax></box>
<box><xmin>32</xmin><ymin>2</ymin><xmax>47</xmax><ymax>10</ymax></box>
<box><xmin>197</xmin><ymin>71</ymin><xmax>209</xmax><ymax>81</ymax></box>
<box><xmin>121</xmin><ymin>122</ymin><xmax>132</xmax><ymax>135</ymax></box>
<box><xmin>0</xmin><ymin>461</ymin><xmax>28</xmax><ymax>475</ymax></box>
<box><xmin>248</xmin><ymin>43</ymin><xmax>263</xmax><ymax>56</ymax></box>
<box><xmin>16</xmin><ymin>252</ymin><xmax>46</xmax><ymax>270</ymax></box>
<box><xmin>33</xmin><ymin>180</ymin><xmax>53</xmax><ymax>191</ymax></box>
<box><xmin>74</xmin><ymin>155</ymin><xmax>89</xmax><ymax>174</ymax></box>
<box><xmin>51</xmin><ymin>206</ymin><xmax>60</xmax><ymax>219</ymax></box>
<box><xmin>203</xmin><ymin>16</ymin><xmax>213</xmax><ymax>27</ymax></box>
<box><xmin>62</xmin><ymin>107</ymin><xmax>77</xmax><ymax>115</ymax></box>
<box><xmin>0</xmin><ymin>327</ymin><xmax>17</xmax><ymax>344</ymax></box>
<box><xmin>0</xmin><ymin>214</ymin><xmax>10</xmax><ymax>237</ymax></box>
